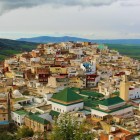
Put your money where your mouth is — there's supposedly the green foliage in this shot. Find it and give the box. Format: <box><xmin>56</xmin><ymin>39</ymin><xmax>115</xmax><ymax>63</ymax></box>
<box><xmin>107</xmin><ymin>44</ymin><xmax>140</xmax><ymax>60</ymax></box>
<box><xmin>0</xmin><ymin>54</ymin><xmax>7</xmax><ymax>61</ymax></box>
<box><xmin>16</xmin><ymin>126</ymin><xmax>34</xmax><ymax>139</ymax></box>
<box><xmin>51</xmin><ymin>113</ymin><xmax>94</xmax><ymax>140</ymax></box>
<box><xmin>0</xmin><ymin>132</ymin><xmax>16</xmax><ymax>140</ymax></box>
<box><xmin>0</xmin><ymin>38</ymin><xmax>37</xmax><ymax>61</ymax></box>
<box><xmin>43</xmin><ymin>132</ymin><xmax>48</xmax><ymax>140</ymax></box>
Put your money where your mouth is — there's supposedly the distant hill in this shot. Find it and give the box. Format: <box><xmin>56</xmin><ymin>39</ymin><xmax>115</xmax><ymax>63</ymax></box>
<box><xmin>0</xmin><ymin>38</ymin><xmax>38</xmax><ymax>61</ymax></box>
<box><xmin>17</xmin><ymin>36</ymin><xmax>92</xmax><ymax>43</ymax></box>
<box><xmin>17</xmin><ymin>36</ymin><xmax>140</xmax><ymax>44</ymax></box>
<box><xmin>0</xmin><ymin>37</ymin><xmax>140</xmax><ymax>61</ymax></box>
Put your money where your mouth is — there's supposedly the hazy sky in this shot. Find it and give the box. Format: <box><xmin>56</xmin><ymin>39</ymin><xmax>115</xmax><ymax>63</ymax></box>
<box><xmin>0</xmin><ymin>0</ymin><xmax>140</xmax><ymax>39</ymax></box>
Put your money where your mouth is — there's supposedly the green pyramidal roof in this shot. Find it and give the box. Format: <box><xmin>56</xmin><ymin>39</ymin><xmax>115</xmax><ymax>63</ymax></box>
<box><xmin>51</xmin><ymin>88</ymin><xmax>83</xmax><ymax>103</ymax></box>
<box><xmin>100</xmin><ymin>96</ymin><xmax>124</xmax><ymax>106</ymax></box>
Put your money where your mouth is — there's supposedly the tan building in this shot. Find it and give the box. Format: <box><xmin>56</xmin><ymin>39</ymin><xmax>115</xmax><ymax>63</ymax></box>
<box><xmin>0</xmin><ymin>99</ymin><xmax>8</xmax><ymax>122</ymax></box>
<box><xmin>24</xmin><ymin>112</ymin><xmax>51</xmax><ymax>132</ymax></box>
<box><xmin>120</xmin><ymin>75</ymin><xmax>129</xmax><ymax>101</ymax></box>
<box><xmin>47</xmin><ymin>75</ymin><xmax>68</xmax><ymax>89</ymax></box>
<box><xmin>50</xmin><ymin>66</ymin><xmax>67</xmax><ymax>74</ymax></box>
<box><xmin>69</xmin><ymin>77</ymin><xmax>86</xmax><ymax>88</ymax></box>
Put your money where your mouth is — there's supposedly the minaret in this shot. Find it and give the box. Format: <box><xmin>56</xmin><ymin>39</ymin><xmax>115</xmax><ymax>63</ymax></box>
<box><xmin>7</xmin><ymin>89</ymin><xmax>12</xmax><ymax>122</ymax></box>
<box><xmin>120</xmin><ymin>75</ymin><xmax>129</xmax><ymax>101</ymax></box>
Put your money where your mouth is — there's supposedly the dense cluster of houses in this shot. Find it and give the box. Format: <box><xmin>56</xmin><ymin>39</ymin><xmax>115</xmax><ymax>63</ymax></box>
<box><xmin>0</xmin><ymin>42</ymin><xmax>140</xmax><ymax>139</ymax></box>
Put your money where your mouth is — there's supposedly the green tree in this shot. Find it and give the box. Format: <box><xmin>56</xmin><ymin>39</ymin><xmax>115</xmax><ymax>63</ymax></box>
<box><xmin>16</xmin><ymin>126</ymin><xmax>34</xmax><ymax>139</ymax></box>
<box><xmin>0</xmin><ymin>132</ymin><xmax>15</xmax><ymax>140</ymax></box>
<box><xmin>51</xmin><ymin>113</ymin><xmax>94</xmax><ymax>140</ymax></box>
<box><xmin>43</xmin><ymin>132</ymin><xmax>47</xmax><ymax>140</ymax></box>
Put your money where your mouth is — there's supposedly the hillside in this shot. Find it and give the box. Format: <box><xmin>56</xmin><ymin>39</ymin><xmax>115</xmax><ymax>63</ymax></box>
<box><xmin>18</xmin><ymin>36</ymin><xmax>140</xmax><ymax>45</ymax></box>
<box><xmin>0</xmin><ymin>38</ymin><xmax>38</xmax><ymax>61</ymax></box>
<box><xmin>107</xmin><ymin>44</ymin><xmax>140</xmax><ymax>60</ymax></box>
<box><xmin>0</xmin><ymin>37</ymin><xmax>140</xmax><ymax>61</ymax></box>
<box><xmin>18</xmin><ymin>36</ymin><xmax>140</xmax><ymax>60</ymax></box>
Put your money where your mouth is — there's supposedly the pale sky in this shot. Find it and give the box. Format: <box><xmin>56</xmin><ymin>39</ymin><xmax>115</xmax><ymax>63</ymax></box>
<box><xmin>0</xmin><ymin>0</ymin><xmax>140</xmax><ymax>39</ymax></box>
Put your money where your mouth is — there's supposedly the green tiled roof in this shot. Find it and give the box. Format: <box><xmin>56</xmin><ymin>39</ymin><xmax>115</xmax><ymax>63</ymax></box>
<box><xmin>34</xmin><ymin>112</ymin><xmax>41</xmax><ymax>115</ymax></box>
<box><xmin>80</xmin><ymin>90</ymin><xmax>104</xmax><ymax>98</ymax></box>
<box><xmin>26</xmin><ymin>112</ymin><xmax>33</xmax><ymax>116</ymax></box>
<box><xmin>98</xmin><ymin>45</ymin><xmax>105</xmax><ymax>50</ymax></box>
<box><xmin>84</xmin><ymin>99</ymin><xmax>101</xmax><ymax>108</ymax></box>
<box><xmin>51</xmin><ymin>88</ymin><xmax>83</xmax><ymax>103</ymax></box>
<box><xmin>14</xmin><ymin>110</ymin><xmax>27</xmax><ymax>115</ymax></box>
<box><xmin>27</xmin><ymin>114</ymin><xmax>50</xmax><ymax>125</ymax></box>
<box><xmin>49</xmin><ymin>110</ymin><xmax>60</xmax><ymax>117</ymax></box>
<box><xmin>100</xmin><ymin>96</ymin><xmax>124</xmax><ymax>106</ymax></box>
<box><xmin>71</xmin><ymin>87</ymin><xmax>80</xmax><ymax>92</ymax></box>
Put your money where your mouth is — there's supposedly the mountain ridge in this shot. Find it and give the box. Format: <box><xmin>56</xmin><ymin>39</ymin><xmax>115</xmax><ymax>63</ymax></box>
<box><xmin>17</xmin><ymin>36</ymin><xmax>140</xmax><ymax>44</ymax></box>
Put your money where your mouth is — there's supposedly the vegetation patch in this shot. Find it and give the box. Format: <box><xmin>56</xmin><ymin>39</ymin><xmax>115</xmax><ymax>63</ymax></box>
<box><xmin>107</xmin><ymin>44</ymin><xmax>140</xmax><ymax>60</ymax></box>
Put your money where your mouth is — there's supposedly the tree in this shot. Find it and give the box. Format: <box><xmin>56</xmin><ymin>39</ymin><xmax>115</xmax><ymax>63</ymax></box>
<box><xmin>0</xmin><ymin>132</ymin><xmax>15</xmax><ymax>140</ymax></box>
<box><xmin>51</xmin><ymin>113</ymin><xmax>94</xmax><ymax>140</ymax></box>
<box><xmin>16</xmin><ymin>126</ymin><xmax>34</xmax><ymax>139</ymax></box>
<box><xmin>43</xmin><ymin>132</ymin><xmax>47</xmax><ymax>140</ymax></box>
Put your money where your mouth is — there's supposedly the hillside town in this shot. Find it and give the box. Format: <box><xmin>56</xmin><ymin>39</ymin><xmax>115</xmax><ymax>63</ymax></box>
<box><xmin>0</xmin><ymin>42</ymin><xmax>140</xmax><ymax>140</ymax></box>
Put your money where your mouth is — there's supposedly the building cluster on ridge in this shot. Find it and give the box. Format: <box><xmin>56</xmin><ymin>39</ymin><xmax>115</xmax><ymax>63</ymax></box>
<box><xmin>0</xmin><ymin>41</ymin><xmax>140</xmax><ymax>139</ymax></box>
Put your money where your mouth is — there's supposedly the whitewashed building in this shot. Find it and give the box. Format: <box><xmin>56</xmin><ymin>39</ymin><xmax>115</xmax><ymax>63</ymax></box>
<box><xmin>50</xmin><ymin>88</ymin><xmax>84</xmax><ymax>113</ymax></box>
<box><xmin>11</xmin><ymin>110</ymin><xmax>27</xmax><ymax>126</ymax></box>
<box><xmin>91</xmin><ymin>96</ymin><xmax>133</xmax><ymax>119</ymax></box>
<box><xmin>129</xmin><ymin>87</ymin><xmax>140</xmax><ymax>99</ymax></box>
